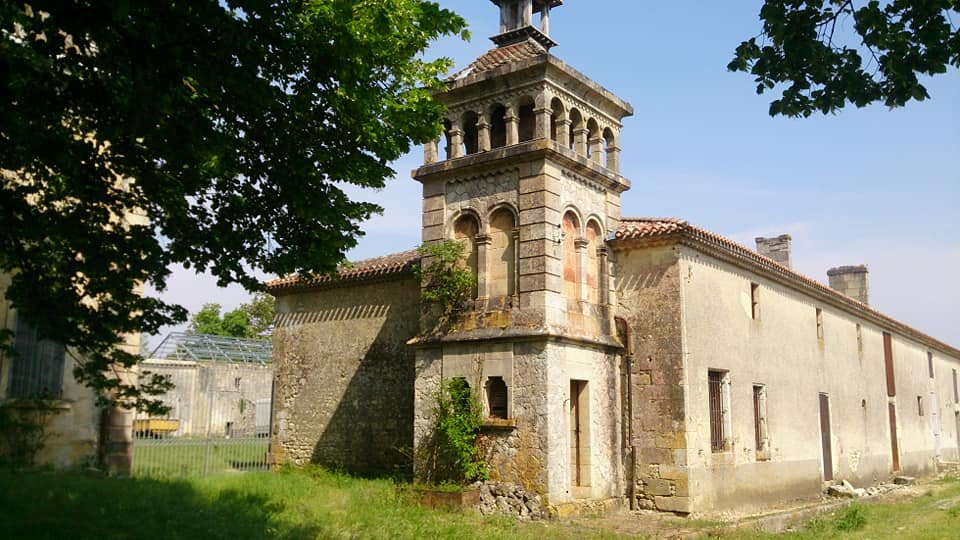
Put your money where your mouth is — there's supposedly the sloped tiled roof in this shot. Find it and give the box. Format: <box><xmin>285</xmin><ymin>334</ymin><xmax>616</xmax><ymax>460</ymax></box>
<box><xmin>266</xmin><ymin>249</ymin><xmax>420</xmax><ymax>292</ymax></box>
<box><xmin>449</xmin><ymin>39</ymin><xmax>548</xmax><ymax>81</ymax></box>
<box><xmin>610</xmin><ymin>218</ymin><xmax>960</xmax><ymax>357</ymax></box>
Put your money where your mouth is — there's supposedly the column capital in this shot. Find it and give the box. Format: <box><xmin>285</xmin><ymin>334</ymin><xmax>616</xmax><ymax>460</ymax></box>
<box><xmin>574</xmin><ymin>238</ymin><xmax>590</xmax><ymax>250</ymax></box>
<box><xmin>475</xmin><ymin>234</ymin><xmax>492</xmax><ymax>246</ymax></box>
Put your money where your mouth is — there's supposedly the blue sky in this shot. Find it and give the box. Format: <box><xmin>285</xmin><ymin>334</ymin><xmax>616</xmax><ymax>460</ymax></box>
<box><xmin>151</xmin><ymin>1</ymin><xmax>959</xmax><ymax>349</ymax></box>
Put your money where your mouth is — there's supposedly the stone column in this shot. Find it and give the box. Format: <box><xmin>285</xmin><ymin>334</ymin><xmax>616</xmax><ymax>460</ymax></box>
<box><xmin>606</xmin><ymin>144</ymin><xmax>621</xmax><ymax>173</ymax></box>
<box><xmin>534</xmin><ymin>107</ymin><xmax>552</xmax><ymax>140</ymax></box>
<box><xmin>573</xmin><ymin>128</ymin><xmax>588</xmax><ymax>157</ymax></box>
<box><xmin>597</xmin><ymin>246</ymin><xmax>610</xmax><ymax>306</ymax></box>
<box><xmin>477</xmin><ymin>112</ymin><xmax>491</xmax><ymax>153</ymax></box>
<box><xmin>512</xmin><ymin>228</ymin><xmax>521</xmax><ymax>302</ymax></box>
<box><xmin>424</xmin><ymin>139</ymin><xmax>439</xmax><ymax>164</ymax></box>
<box><xmin>505</xmin><ymin>105</ymin><xmax>519</xmax><ymax>146</ymax></box>
<box><xmin>588</xmin><ymin>137</ymin><xmax>604</xmax><ymax>165</ymax></box>
<box><xmin>575</xmin><ymin>238</ymin><xmax>589</xmax><ymax>302</ymax></box>
<box><xmin>520</xmin><ymin>0</ymin><xmax>533</xmax><ymax>26</ymax></box>
<box><xmin>541</xmin><ymin>3</ymin><xmax>550</xmax><ymax>35</ymax></box>
<box><xmin>448</xmin><ymin>120</ymin><xmax>464</xmax><ymax>159</ymax></box>
<box><xmin>476</xmin><ymin>234</ymin><xmax>491</xmax><ymax>301</ymax></box>
<box><xmin>556</xmin><ymin>118</ymin><xmax>571</xmax><ymax>148</ymax></box>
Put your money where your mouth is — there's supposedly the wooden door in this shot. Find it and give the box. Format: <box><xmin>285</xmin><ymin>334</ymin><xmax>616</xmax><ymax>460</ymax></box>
<box><xmin>889</xmin><ymin>402</ymin><xmax>901</xmax><ymax>472</ymax></box>
<box><xmin>819</xmin><ymin>393</ymin><xmax>833</xmax><ymax>481</ymax></box>
<box><xmin>931</xmin><ymin>391</ymin><xmax>942</xmax><ymax>458</ymax></box>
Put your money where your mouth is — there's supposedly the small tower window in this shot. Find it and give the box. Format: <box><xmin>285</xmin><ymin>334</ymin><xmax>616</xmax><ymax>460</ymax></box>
<box><xmin>750</xmin><ymin>283</ymin><xmax>760</xmax><ymax>320</ymax></box>
<box><xmin>487</xmin><ymin>377</ymin><xmax>508</xmax><ymax>419</ymax></box>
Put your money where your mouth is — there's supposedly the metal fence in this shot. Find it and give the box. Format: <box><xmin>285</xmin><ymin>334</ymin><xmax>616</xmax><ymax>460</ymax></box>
<box><xmin>132</xmin><ymin>332</ymin><xmax>274</xmax><ymax>477</ymax></box>
<box><xmin>133</xmin><ymin>433</ymin><xmax>270</xmax><ymax>477</ymax></box>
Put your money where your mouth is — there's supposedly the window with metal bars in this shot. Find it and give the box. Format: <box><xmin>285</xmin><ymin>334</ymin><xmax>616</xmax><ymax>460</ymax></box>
<box><xmin>9</xmin><ymin>313</ymin><xmax>65</xmax><ymax>399</ymax></box>
<box><xmin>753</xmin><ymin>384</ymin><xmax>769</xmax><ymax>459</ymax></box>
<box><xmin>708</xmin><ymin>370</ymin><xmax>728</xmax><ymax>453</ymax></box>
<box><xmin>486</xmin><ymin>376</ymin><xmax>508</xmax><ymax>419</ymax></box>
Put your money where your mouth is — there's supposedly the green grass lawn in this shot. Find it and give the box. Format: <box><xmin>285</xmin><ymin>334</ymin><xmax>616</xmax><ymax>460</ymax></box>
<box><xmin>0</xmin><ymin>466</ymin><xmax>957</xmax><ymax>539</ymax></box>
<box><xmin>0</xmin><ymin>467</ymin><xmax>620</xmax><ymax>540</ymax></box>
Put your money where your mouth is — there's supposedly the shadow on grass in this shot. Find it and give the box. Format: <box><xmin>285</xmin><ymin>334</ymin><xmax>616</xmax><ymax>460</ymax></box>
<box><xmin>0</xmin><ymin>469</ymin><xmax>319</xmax><ymax>540</ymax></box>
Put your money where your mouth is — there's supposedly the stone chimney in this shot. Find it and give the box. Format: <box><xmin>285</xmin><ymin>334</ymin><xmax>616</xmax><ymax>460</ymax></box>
<box><xmin>827</xmin><ymin>265</ymin><xmax>869</xmax><ymax>305</ymax></box>
<box><xmin>755</xmin><ymin>235</ymin><xmax>792</xmax><ymax>269</ymax></box>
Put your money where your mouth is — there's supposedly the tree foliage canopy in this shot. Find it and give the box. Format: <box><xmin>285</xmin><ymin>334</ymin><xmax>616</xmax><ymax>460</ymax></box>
<box><xmin>730</xmin><ymin>0</ymin><xmax>959</xmax><ymax>117</ymax></box>
<box><xmin>188</xmin><ymin>293</ymin><xmax>275</xmax><ymax>339</ymax></box>
<box><xmin>0</xmin><ymin>0</ymin><xmax>466</xmax><ymax>412</ymax></box>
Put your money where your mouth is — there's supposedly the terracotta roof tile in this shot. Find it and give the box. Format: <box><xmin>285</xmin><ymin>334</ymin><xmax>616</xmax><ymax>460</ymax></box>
<box><xmin>449</xmin><ymin>40</ymin><xmax>547</xmax><ymax>81</ymax></box>
<box><xmin>266</xmin><ymin>249</ymin><xmax>420</xmax><ymax>292</ymax></box>
<box><xmin>611</xmin><ymin>218</ymin><xmax>960</xmax><ymax>357</ymax></box>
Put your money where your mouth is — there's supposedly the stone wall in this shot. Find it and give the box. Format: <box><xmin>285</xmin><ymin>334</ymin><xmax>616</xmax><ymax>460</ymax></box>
<box><xmin>614</xmin><ymin>244</ymin><xmax>690</xmax><ymax>513</ymax></box>
<box><xmin>271</xmin><ymin>276</ymin><xmax>420</xmax><ymax>475</ymax></box>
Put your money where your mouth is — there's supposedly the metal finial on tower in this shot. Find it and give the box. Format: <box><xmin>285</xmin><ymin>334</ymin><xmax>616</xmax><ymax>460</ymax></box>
<box><xmin>489</xmin><ymin>0</ymin><xmax>562</xmax><ymax>50</ymax></box>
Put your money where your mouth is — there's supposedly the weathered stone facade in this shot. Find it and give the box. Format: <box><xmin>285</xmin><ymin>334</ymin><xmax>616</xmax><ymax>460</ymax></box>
<box><xmin>270</xmin><ymin>274</ymin><xmax>420</xmax><ymax>474</ymax></box>
<box><xmin>267</xmin><ymin>0</ymin><xmax>960</xmax><ymax>516</ymax></box>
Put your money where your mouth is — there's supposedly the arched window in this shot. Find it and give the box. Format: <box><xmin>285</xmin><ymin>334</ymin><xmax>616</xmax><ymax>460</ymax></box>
<box><xmin>517</xmin><ymin>96</ymin><xmax>535</xmax><ymax>142</ymax></box>
<box><xmin>550</xmin><ymin>97</ymin><xmax>565</xmax><ymax>142</ymax></box>
<box><xmin>602</xmin><ymin>127</ymin><xmax>616</xmax><ymax>169</ymax></box>
<box><xmin>462</xmin><ymin>111</ymin><xmax>479</xmax><ymax>155</ymax></box>
<box><xmin>490</xmin><ymin>104</ymin><xmax>507</xmax><ymax>149</ymax></box>
<box><xmin>585</xmin><ymin>220</ymin><xmax>603</xmax><ymax>304</ymax></box>
<box><xmin>586</xmin><ymin>118</ymin><xmax>601</xmax><ymax>163</ymax></box>
<box><xmin>568</xmin><ymin>109</ymin><xmax>583</xmax><ymax>153</ymax></box>
<box><xmin>487</xmin><ymin>377</ymin><xmax>508</xmax><ymax>419</ymax></box>
<box><xmin>488</xmin><ymin>207</ymin><xmax>516</xmax><ymax>298</ymax></box>
<box><xmin>562</xmin><ymin>210</ymin><xmax>581</xmax><ymax>300</ymax></box>
<box><xmin>453</xmin><ymin>214</ymin><xmax>479</xmax><ymax>299</ymax></box>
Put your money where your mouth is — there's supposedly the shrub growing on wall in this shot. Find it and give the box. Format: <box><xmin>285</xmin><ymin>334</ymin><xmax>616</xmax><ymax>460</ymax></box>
<box><xmin>415</xmin><ymin>240</ymin><xmax>475</xmax><ymax>327</ymax></box>
<box><xmin>419</xmin><ymin>377</ymin><xmax>487</xmax><ymax>485</ymax></box>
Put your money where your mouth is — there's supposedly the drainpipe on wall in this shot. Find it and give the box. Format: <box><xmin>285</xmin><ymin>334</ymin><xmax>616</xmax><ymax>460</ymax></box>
<box><xmin>615</xmin><ymin>317</ymin><xmax>635</xmax><ymax>510</ymax></box>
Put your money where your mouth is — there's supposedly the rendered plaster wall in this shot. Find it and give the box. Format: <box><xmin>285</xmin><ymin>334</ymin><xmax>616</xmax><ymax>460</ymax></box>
<box><xmin>543</xmin><ymin>341</ymin><xmax>622</xmax><ymax>504</ymax></box>
<box><xmin>271</xmin><ymin>276</ymin><xmax>419</xmax><ymax>475</ymax></box>
<box><xmin>614</xmin><ymin>245</ymin><xmax>690</xmax><ymax>513</ymax></box>
<box><xmin>0</xmin><ymin>272</ymin><xmax>102</xmax><ymax>469</ymax></box>
<box><xmin>677</xmin><ymin>246</ymin><xmax>960</xmax><ymax>513</ymax></box>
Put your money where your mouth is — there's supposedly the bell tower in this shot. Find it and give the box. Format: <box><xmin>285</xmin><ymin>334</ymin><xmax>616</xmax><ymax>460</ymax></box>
<box><xmin>412</xmin><ymin>1</ymin><xmax>634</xmax><ymax>504</ymax></box>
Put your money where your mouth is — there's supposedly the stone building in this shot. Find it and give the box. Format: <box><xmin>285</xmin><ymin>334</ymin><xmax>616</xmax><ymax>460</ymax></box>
<box><xmin>267</xmin><ymin>0</ymin><xmax>960</xmax><ymax>514</ymax></box>
<box><xmin>134</xmin><ymin>333</ymin><xmax>273</xmax><ymax>438</ymax></box>
<box><xmin>0</xmin><ymin>271</ymin><xmax>139</xmax><ymax>472</ymax></box>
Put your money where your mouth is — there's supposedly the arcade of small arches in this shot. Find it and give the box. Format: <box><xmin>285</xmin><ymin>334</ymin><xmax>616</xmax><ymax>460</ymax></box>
<box><xmin>448</xmin><ymin>204</ymin><xmax>609</xmax><ymax>305</ymax></box>
<box><xmin>424</xmin><ymin>91</ymin><xmax>622</xmax><ymax>174</ymax></box>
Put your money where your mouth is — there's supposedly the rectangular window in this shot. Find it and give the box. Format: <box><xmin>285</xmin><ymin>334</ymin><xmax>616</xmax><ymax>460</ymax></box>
<box><xmin>708</xmin><ymin>370</ymin><xmax>730</xmax><ymax>453</ymax></box>
<box><xmin>753</xmin><ymin>384</ymin><xmax>769</xmax><ymax>460</ymax></box>
<box><xmin>9</xmin><ymin>313</ymin><xmax>65</xmax><ymax>398</ymax></box>
<box><xmin>856</xmin><ymin>324</ymin><xmax>863</xmax><ymax>354</ymax></box>
<box><xmin>816</xmin><ymin>308</ymin><xmax>824</xmax><ymax>340</ymax></box>
<box><xmin>927</xmin><ymin>352</ymin><xmax>934</xmax><ymax>379</ymax></box>
<box><xmin>883</xmin><ymin>332</ymin><xmax>895</xmax><ymax>397</ymax></box>
<box><xmin>953</xmin><ymin>369</ymin><xmax>958</xmax><ymax>403</ymax></box>
<box><xmin>750</xmin><ymin>283</ymin><xmax>760</xmax><ymax>320</ymax></box>
<box><xmin>917</xmin><ymin>396</ymin><xmax>924</xmax><ymax>416</ymax></box>
<box><xmin>486</xmin><ymin>376</ymin><xmax>508</xmax><ymax>419</ymax></box>
<box><xmin>234</xmin><ymin>377</ymin><xmax>242</xmax><ymax>390</ymax></box>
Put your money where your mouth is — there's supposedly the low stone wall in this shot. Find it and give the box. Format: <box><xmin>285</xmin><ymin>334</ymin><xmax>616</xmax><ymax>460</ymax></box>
<box><xmin>473</xmin><ymin>481</ymin><xmax>547</xmax><ymax>520</ymax></box>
